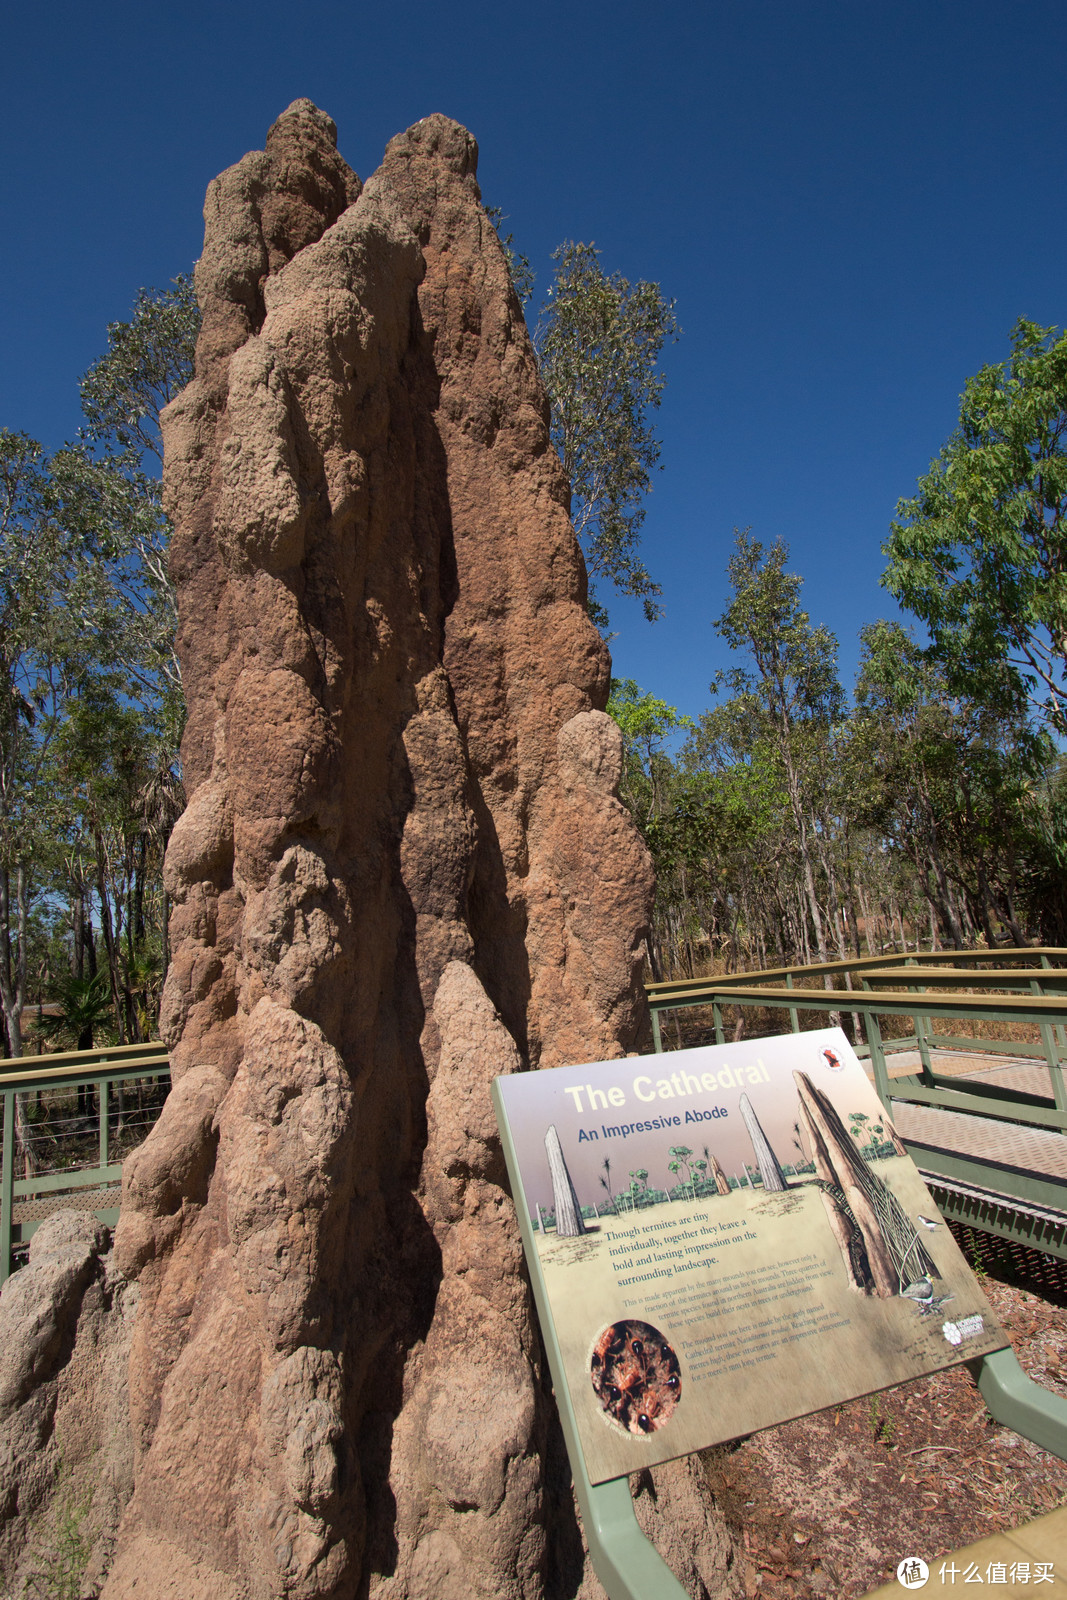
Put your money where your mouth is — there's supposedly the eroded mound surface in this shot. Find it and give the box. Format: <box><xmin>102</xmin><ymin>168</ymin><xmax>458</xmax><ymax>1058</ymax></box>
<box><xmin>44</xmin><ymin>102</ymin><xmax>736</xmax><ymax>1600</ymax></box>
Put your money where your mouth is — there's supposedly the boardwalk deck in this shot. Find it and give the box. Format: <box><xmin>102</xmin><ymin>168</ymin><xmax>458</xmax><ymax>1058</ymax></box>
<box><xmin>862</xmin><ymin>1047</ymin><xmax>1067</xmax><ymax>1257</ymax></box>
<box><xmin>12</xmin><ymin>1184</ymin><xmax>121</xmax><ymax>1228</ymax></box>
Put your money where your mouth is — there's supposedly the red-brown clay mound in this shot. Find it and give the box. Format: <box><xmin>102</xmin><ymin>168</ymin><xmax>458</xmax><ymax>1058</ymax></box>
<box><xmin>84</xmin><ymin>104</ymin><xmax>739</xmax><ymax>1599</ymax></box>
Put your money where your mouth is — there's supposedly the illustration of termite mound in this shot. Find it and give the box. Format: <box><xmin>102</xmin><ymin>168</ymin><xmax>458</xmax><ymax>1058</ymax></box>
<box><xmin>795</xmin><ymin>1071</ymin><xmax>934</xmax><ymax>1298</ymax></box>
<box><xmin>20</xmin><ymin>103</ymin><xmax>738</xmax><ymax>1600</ymax></box>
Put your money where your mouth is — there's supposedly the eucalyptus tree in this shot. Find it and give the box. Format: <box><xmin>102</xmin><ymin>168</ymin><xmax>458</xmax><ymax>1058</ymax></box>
<box><xmin>707</xmin><ymin>531</ymin><xmax>846</xmax><ymax>965</ymax></box>
<box><xmin>0</xmin><ymin>430</ymin><xmax>99</xmax><ymax>1170</ymax></box>
<box><xmin>0</xmin><ymin>431</ymin><xmax>85</xmax><ymax>1058</ymax></box>
<box><xmin>55</xmin><ymin>274</ymin><xmax>198</xmax><ymax>739</ymax></box>
<box><xmin>607</xmin><ymin>677</ymin><xmax>693</xmax><ymax>823</ymax></box>
<box><xmin>52</xmin><ymin>279</ymin><xmax>196</xmax><ymax>1029</ymax></box>
<box><xmin>535</xmin><ymin>243</ymin><xmax>677</xmax><ymax>626</ymax></box>
<box><xmin>681</xmin><ymin>698</ymin><xmax>797</xmax><ymax>967</ymax></box>
<box><xmin>855</xmin><ymin>620</ymin><xmax>1047</xmax><ymax>947</ymax></box>
<box><xmin>884</xmin><ymin>318</ymin><xmax>1067</xmax><ymax>735</ymax></box>
<box><xmin>607</xmin><ymin>679</ymin><xmax>762</xmax><ymax>974</ymax></box>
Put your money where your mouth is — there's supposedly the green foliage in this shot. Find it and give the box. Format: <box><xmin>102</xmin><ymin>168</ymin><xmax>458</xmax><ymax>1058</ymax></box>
<box><xmin>607</xmin><ymin>677</ymin><xmax>693</xmax><ymax>819</ymax></box>
<box><xmin>967</xmin><ymin>1234</ymin><xmax>989</xmax><ymax>1279</ymax></box>
<box><xmin>0</xmin><ymin>279</ymin><xmax>195</xmax><ymax>1054</ymax></box>
<box><xmin>855</xmin><ymin>619</ymin><xmax>1049</xmax><ymax>947</ymax></box>
<box><xmin>79</xmin><ymin>274</ymin><xmax>199</xmax><ymax>465</ymax></box>
<box><xmin>45</xmin><ymin>447</ymin><xmax>181</xmax><ymax>735</ymax></box>
<box><xmin>483</xmin><ymin>207</ymin><xmax>535</xmax><ymax>307</ymax></box>
<box><xmin>608</xmin><ymin>528</ymin><xmax>1065</xmax><ymax>980</ymax></box>
<box><xmin>535</xmin><ymin>242</ymin><xmax>677</xmax><ymax>625</ymax></box>
<box><xmin>696</xmin><ymin>532</ymin><xmax>847</xmax><ymax>966</ymax></box>
<box><xmin>607</xmin><ymin>678</ymin><xmax>750</xmax><ymax>975</ymax></box>
<box><xmin>713</xmin><ymin>530</ymin><xmax>845</xmax><ymax>729</ymax></box>
<box><xmin>23</xmin><ymin>1473</ymin><xmax>93</xmax><ymax>1600</ymax></box>
<box><xmin>53</xmin><ymin>276</ymin><xmax>198</xmax><ymax>735</ymax></box>
<box><xmin>0</xmin><ymin>429</ymin><xmax>92</xmax><ymax>1051</ymax></box>
<box><xmin>41</xmin><ymin>971</ymin><xmax>113</xmax><ymax>1052</ymax></box>
<box><xmin>884</xmin><ymin>318</ymin><xmax>1067</xmax><ymax>734</ymax></box>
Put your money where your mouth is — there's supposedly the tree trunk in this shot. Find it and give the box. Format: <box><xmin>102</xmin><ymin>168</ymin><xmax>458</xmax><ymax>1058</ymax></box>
<box><xmin>0</xmin><ymin>864</ymin><xmax>39</xmax><ymax>1175</ymax></box>
<box><xmin>94</xmin><ymin>829</ymin><xmax>127</xmax><ymax>1044</ymax></box>
<box><xmin>926</xmin><ymin>842</ymin><xmax>964</xmax><ymax>949</ymax></box>
<box><xmin>856</xmin><ymin>881</ymin><xmax>876</xmax><ymax>958</ymax></box>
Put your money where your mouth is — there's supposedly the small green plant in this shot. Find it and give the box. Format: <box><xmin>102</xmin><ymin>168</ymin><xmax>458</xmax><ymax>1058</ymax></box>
<box><xmin>868</xmin><ymin>1395</ymin><xmax>896</xmax><ymax>1448</ymax></box>
<box><xmin>967</xmin><ymin>1234</ymin><xmax>988</xmax><ymax>1280</ymax></box>
<box><xmin>24</xmin><ymin>1499</ymin><xmax>92</xmax><ymax>1600</ymax></box>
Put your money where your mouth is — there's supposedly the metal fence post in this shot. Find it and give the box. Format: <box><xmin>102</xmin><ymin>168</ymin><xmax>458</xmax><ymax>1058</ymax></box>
<box><xmin>973</xmin><ymin>1346</ymin><xmax>1067</xmax><ymax>1463</ymax></box>
<box><xmin>785</xmin><ymin>971</ymin><xmax>800</xmax><ymax>1034</ymax></box>
<box><xmin>1040</xmin><ymin>954</ymin><xmax>1067</xmax><ymax>1054</ymax></box>
<box><xmin>99</xmin><ymin>1079</ymin><xmax>110</xmax><ymax>1171</ymax></box>
<box><xmin>909</xmin><ymin>985</ymin><xmax>934</xmax><ymax>1083</ymax></box>
<box><xmin>864</xmin><ymin>1009</ymin><xmax>892</xmax><ymax>1111</ymax></box>
<box><xmin>1030</xmin><ymin>977</ymin><xmax>1067</xmax><ymax>1117</ymax></box>
<box><xmin>1</xmin><ymin>1089</ymin><xmax>14</xmax><ymax>1286</ymax></box>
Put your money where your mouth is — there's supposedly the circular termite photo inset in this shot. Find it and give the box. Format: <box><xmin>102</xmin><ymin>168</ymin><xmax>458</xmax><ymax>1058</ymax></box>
<box><xmin>590</xmin><ymin>1320</ymin><xmax>681</xmax><ymax>1436</ymax></box>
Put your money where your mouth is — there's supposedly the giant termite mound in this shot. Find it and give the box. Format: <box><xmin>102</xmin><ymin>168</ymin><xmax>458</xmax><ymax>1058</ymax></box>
<box><xmin>89</xmin><ymin>102</ymin><xmax>735</xmax><ymax>1599</ymax></box>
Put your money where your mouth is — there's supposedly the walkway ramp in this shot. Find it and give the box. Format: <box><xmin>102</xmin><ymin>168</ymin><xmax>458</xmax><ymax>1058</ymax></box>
<box><xmin>647</xmin><ymin>950</ymin><xmax>1067</xmax><ymax>1260</ymax></box>
<box><xmin>880</xmin><ymin>1049</ymin><xmax>1067</xmax><ymax>1259</ymax></box>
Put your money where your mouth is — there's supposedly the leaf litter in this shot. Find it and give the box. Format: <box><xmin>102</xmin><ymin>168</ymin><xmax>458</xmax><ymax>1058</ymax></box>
<box><xmin>699</xmin><ymin>1226</ymin><xmax>1067</xmax><ymax>1597</ymax></box>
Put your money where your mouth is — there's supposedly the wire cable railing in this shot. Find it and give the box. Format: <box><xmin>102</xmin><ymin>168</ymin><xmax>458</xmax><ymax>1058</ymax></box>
<box><xmin>0</xmin><ymin>1041</ymin><xmax>170</xmax><ymax>1280</ymax></box>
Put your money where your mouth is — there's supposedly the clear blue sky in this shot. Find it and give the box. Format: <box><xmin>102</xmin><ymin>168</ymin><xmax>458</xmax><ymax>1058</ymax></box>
<box><xmin>3</xmin><ymin>0</ymin><xmax>1065</xmax><ymax>725</ymax></box>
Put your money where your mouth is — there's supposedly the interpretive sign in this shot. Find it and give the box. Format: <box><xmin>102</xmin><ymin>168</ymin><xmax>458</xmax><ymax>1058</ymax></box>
<box><xmin>492</xmin><ymin>1029</ymin><xmax>1009</xmax><ymax>1485</ymax></box>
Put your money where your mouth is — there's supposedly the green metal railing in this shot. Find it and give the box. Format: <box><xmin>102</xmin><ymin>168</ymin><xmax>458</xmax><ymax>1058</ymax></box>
<box><xmin>646</xmin><ymin>949</ymin><xmax>1067</xmax><ymax>1259</ymax></box>
<box><xmin>0</xmin><ymin>1041</ymin><xmax>170</xmax><ymax>1283</ymax></box>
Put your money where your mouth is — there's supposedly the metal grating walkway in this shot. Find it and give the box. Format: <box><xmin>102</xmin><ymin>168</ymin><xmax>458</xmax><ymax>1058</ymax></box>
<box><xmin>860</xmin><ymin>1048</ymin><xmax>1067</xmax><ymax>1255</ymax></box>
<box><xmin>12</xmin><ymin>1185</ymin><xmax>121</xmax><ymax>1225</ymax></box>
<box><xmin>889</xmin><ymin>1099</ymin><xmax>1067</xmax><ymax>1183</ymax></box>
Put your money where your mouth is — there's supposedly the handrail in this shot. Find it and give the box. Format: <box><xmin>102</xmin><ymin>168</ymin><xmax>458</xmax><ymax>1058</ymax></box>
<box><xmin>0</xmin><ymin>1055</ymin><xmax>170</xmax><ymax>1090</ymax></box>
<box><xmin>646</xmin><ymin>947</ymin><xmax>1067</xmax><ymax>997</ymax></box>
<box><xmin>643</xmin><ymin>960</ymin><xmax>1067</xmax><ymax>1267</ymax></box>
<box><xmin>862</xmin><ymin>966</ymin><xmax>1067</xmax><ymax>992</ymax></box>
<box><xmin>644</xmin><ymin>977</ymin><xmax>1067</xmax><ymax>1140</ymax></box>
<box><xmin>0</xmin><ymin>1039</ymin><xmax>168</xmax><ymax>1075</ymax></box>
<box><xmin>0</xmin><ymin>1045</ymin><xmax>172</xmax><ymax>1283</ymax></box>
<box><xmin>650</xmin><ymin>982</ymin><xmax>1067</xmax><ymax>1026</ymax></box>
